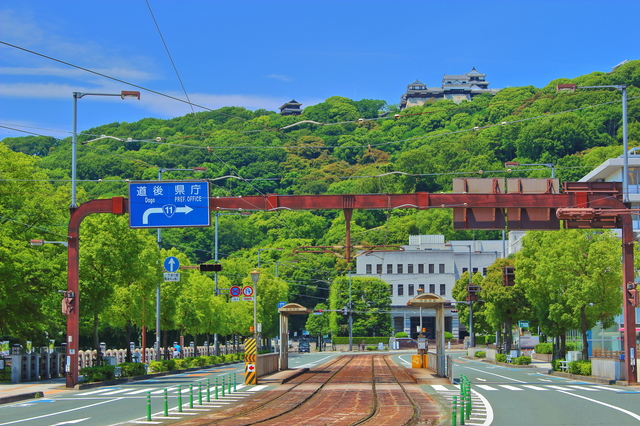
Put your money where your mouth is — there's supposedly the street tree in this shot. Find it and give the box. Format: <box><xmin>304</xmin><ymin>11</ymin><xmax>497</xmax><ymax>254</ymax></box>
<box><xmin>305</xmin><ymin>303</ymin><xmax>331</xmax><ymax>350</ymax></box>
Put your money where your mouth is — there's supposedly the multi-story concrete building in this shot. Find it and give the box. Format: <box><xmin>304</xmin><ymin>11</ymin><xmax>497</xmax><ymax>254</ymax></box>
<box><xmin>355</xmin><ymin>235</ymin><xmax>507</xmax><ymax>339</ymax></box>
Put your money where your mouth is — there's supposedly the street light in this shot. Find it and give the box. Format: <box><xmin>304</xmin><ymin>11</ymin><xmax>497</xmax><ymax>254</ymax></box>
<box><xmin>30</xmin><ymin>239</ymin><xmax>68</xmax><ymax>247</ymax></box>
<box><xmin>557</xmin><ymin>84</ymin><xmax>629</xmax><ymax>201</ymax></box>
<box><xmin>460</xmin><ymin>244</ymin><xmax>475</xmax><ymax>348</ymax></box>
<box><xmin>71</xmin><ymin>91</ymin><xmax>140</xmax><ymax>208</ymax></box>
<box><xmin>155</xmin><ymin>167</ymin><xmax>206</xmax><ymax>361</ymax></box>
<box><xmin>275</xmin><ymin>260</ymin><xmax>298</xmax><ymax>277</ymax></box>
<box><xmin>504</xmin><ymin>162</ymin><xmax>556</xmax><ymax>178</ymax></box>
<box><xmin>251</xmin><ymin>269</ymin><xmax>260</xmax><ymax>343</ymax></box>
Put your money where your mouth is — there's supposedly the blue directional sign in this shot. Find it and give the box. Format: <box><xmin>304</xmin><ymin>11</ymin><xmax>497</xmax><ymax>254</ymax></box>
<box><xmin>129</xmin><ymin>181</ymin><xmax>210</xmax><ymax>228</ymax></box>
<box><xmin>164</xmin><ymin>256</ymin><xmax>180</xmax><ymax>272</ymax></box>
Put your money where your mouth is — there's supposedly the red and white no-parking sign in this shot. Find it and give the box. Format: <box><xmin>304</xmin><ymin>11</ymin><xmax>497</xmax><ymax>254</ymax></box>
<box><xmin>242</xmin><ymin>286</ymin><xmax>254</xmax><ymax>297</ymax></box>
<box><xmin>229</xmin><ymin>286</ymin><xmax>241</xmax><ymax>297</ymax></box>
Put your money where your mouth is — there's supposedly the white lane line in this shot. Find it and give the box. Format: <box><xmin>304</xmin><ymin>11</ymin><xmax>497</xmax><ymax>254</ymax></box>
<box><xmin>498</xmin><ymin>385</ymin><xmax>523</xmax><ymax>391</ymax></box>
<box><xmin>557</xmin><ymin>390</ymin><xmax>640</xmax><ymax>421</ymax></box>
<box><xmin>476</xmin><ymin>385</ymin><xmax>499</xmax><ymax>391</ymax></box>
<box><xmin>75</xmin><ymin>388</ymin><xmax>117</xmax><ymax>396</ymax></box>
<box><xmin>125</xmin><ymin>388</ymin><xmax>157</xmax><ymax>395</ymax></box>
<box><xmin>470</xmin><ymin>389</ymin><xmax>494</xmax><ymax>426</ymax></box>
<box><xmin>151</xmin><ymin>387</ymin><xmax>177</xmax><ymax>394</ymax></box>
<box><xmin>522</xmin><ymin>385</ymin><xmax>549</xmax><ymax>391</ymax></box>
<box><xmin>0</xmin><ymin>398</ymin><xmax>123</xmax><ymax>426</ymax></box>
<box><xmin>567</xmin><ymin>385</ymin><xmax>598</xmax><ymax>391</ymax></box>
<box><xmin>462</xmin><ymin>366</ymin><xmax>527</xmax><ymax>383</ymax></box>
<box><xmin>246</xmin><ymin>385</ymin><xmax>269</xmax><ymax>391</ymax></box>
<box><xmin>593</xmin><ymin>385</ymin><xmax>619</xmax><ymax>392</ymax></box>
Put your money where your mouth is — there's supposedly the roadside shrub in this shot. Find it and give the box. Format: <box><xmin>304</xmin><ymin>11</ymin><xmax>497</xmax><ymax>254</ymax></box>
<box><xmin>513</xmin><ymin>356</ymin><xmax>531</xmax><ymax>365</ymax></box>
<box><xmin>366</xmin><ymin>346</ymin><xmax>377</xmax><ymax>351</ymax></box>
<box><xmin>192</xmin><ymin>356</ymin><xmax>208</xmax><ymax>367</ymax></box>
<box><xmin>496</xmin><ymin>354</ymin><xmax>507</xmax><ymax>363</ymax></box>
<box><xmin>395</xmin><ymin>332</ymin><xmax>409</xmax><ymax>338</ymax></box>
<box><xmin>535</xmin><ymin>343</ymin><xmax>553</xmax><ymax>354</ymax></box>
<box><xmin>444</xmin><ymin>332</ymin><xmax>454</xmax><ymax>340</ymax></box>
<box><xmin>148</xmin><ymin>361</ymin><xmax>166</xmax><ymax>373</ymax></box>
<box><xmin>223</xmin><ymin>354</ymin><xmax>235</xmax><ymax>363</ymax></box>
<box><xmin>552</xmin><ymin>358</ymin><xmax>563</xmax><ymax>371</ymax></box>
<box><xmin>474</xmin><ymin>351</ymin><xmax>486</xmax><ymax>358</ymax></box>
<box><xmin>569</xmin><ymin>360</ymin><xmax>591</xmax><ymax>376</ymax></box>
<box><xmin>163</xmin><ymin>359</ymin><xmax>176</xmax><ymax>371</ymax></box>
<box><xmin>174</xmin><ymin>359</ymin><xmax>187</xmax><ymax>369</ymax></box>
<box><xmin>81</xmin><ymin>365</ymin><xmax>115</xmax><ymax>383</ymax></box>
<box><xmin>118</xmin><ymin>362</ymin><xmax>147</xmax><ymax>377</ymax></box>
<box><xmin>332</xmin><ymin>337</ymin><xmax>390</xmax><ymax>345</ymax></box>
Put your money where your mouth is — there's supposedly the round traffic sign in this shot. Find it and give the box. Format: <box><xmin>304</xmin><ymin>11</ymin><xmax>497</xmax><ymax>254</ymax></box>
<box><xmin>164</xmin><ymin>256</ymin><xmax>180</xmax><ymax>272</ymax></box>
<box><xmin>229</xmin><ymin>286</ymin><xmax>241</xmax><ymax>297</ymax></box>
<box><xmin>242</xmin><ymin>286</ymin><xmax>254</xmax><ymax>297</ymax></box>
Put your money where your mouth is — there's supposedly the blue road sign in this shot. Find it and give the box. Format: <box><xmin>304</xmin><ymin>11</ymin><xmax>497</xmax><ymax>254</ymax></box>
<box><xmin>278</xmin><ymin>301</ymin><xmax>287</xmax><ymax>309</ymax></box>
<box><xmin>164</xmin><ymin>256</ymin><xmax>180</xmax><ymax>272</ymax></box>
<box><xmin>129</xmin><ymin>181</ymin><xmax>210</xmax><ymax>228</ymax></box>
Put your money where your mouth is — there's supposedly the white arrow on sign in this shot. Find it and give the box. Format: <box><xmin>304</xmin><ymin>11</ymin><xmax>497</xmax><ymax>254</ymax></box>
<box><xmin>51</xmin><ymin>418</ymin><xmax>91</xmax><ymax>425</ymax></box>
<box><xmin>142</xmin><ymin>205</ymin><xmax>193</xmax><ymax>224</ymax></box>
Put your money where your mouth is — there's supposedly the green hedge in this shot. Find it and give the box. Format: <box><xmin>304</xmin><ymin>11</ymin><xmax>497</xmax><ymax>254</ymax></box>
<box><xmin>81</xmin><ymin>365</ymin><xmax>116</xmax><ymax>383</ymax></box>
<box><xmin>535</xmin><ymin>343</ymin><xmax>553</xmax><ymax>354</ymax></box>
<box><xmin>445</xmin><ymin>332</ymin><xmax>454</xmax><ymax>340</ymax></box>
<box><xmin>118</xmin><ymin>362</ymin><xmax>147</xmax><ymax>378</ymax></box>
<box><xmin>332</xmin><ymin>337</ymin><xmax>389</xmax><ymax>345</ymax></box>
<box><xmin>569</xmin><ymin>360</ymin><xmax>591</xmax><ymax>376</ymax></box>
<box><xmin>496</xmin><ymin>354</ymin><xmax>507</xmax><ymax>363</ymax></box>
<box><xmin>395</xmin><ymin>332</ymin><xmax>409</xmax><ymax>338</ymax></box>
<box><xmin>512</xmin><ymin>356</ymin><xmax>531</xmax><ymax>365</ymax></box>
<box><xmin>474</xmin><ymin>351</ymin><xmax>486</xmax><ymax>358</ymax></box>
<box><xmin>147</xmin><ymin>353</ymin><xmax>244</xmax><ymax>373</ymax></box>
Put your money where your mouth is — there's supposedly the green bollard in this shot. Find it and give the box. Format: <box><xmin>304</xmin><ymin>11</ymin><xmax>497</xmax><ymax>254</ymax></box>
<box><xmin>207</xmin><ymin>379</ymin><xmax>210</xmax><ymax>402</ymax></box>
<box><xmin>452</xmin><ymin>395</ymin><xmax>457</xmax><ymax>426</ymax></box>
<box><xmin>215</xmin><ymin>377</ymin><xmax>219</xmax><ymax>399</ymax></box>
<box><xmin>146</xmin><ymin>391</ymin><xmax>151</xmax><ymax>421</ymax></box>
<box><xmin>466</xmin><ymin>382</ymin><xmax>472</xmax><ymax>419</ymax></box>
<box><xmin>164</xmin><ymin>388</ymin><xmax>168</xmax><ymax>417</ymax></box>
<box><xmin>228</xmin><ymin>374</ymin><xmax>232</xmax><ymax>393</ymax></box>
<box><xmin>199</xmin><ymin>382</ymin><xmax>203</xmax><ymax>405</ymax></box>
<box><xmin>222</xmin><ymin>376</ymin><xmax>225</xmax><ymax>396</ymax></box>
<box><xmin>459</xmin><ymin>384</ymin><xmax>465</xmax><ymax>425</ymax></box>
<box><xmin>178</xmin><ymin>385</ymin><xmax>182</xmax><ymax>412</ymax></box>
<box><xmin>233</xmin><ymin>373</ymin><xmax>237</xmax><ymax>391</ymax></box>
<box><xmin>189</xmin><ymin>383</ymin><xmax>193</xmax><ymax>408</ymax></box>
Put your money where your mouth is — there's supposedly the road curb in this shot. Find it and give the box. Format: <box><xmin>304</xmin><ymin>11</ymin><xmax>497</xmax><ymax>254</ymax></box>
<box><xmin>0</xmin><ymin>391</ymin><xmax>44</xmax><ymax>406</ymax></box>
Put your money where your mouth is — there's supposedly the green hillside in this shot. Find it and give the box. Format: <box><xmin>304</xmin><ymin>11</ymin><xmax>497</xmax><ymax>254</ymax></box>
<box><xmin>1</xmin><ymin>61</ymin><xmax>638</xmax><ymax>347</ymax></box>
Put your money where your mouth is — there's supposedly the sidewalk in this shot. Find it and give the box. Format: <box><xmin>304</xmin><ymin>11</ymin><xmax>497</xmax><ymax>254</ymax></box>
<box><xmin>0</xmin><ymin>377</ymin><xmax>71</xmax><ymax>405</ymax></box>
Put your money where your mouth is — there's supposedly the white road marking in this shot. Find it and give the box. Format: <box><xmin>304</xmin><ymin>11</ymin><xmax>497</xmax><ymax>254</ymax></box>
<box><xmin>567</xmin><ymin>385</ymin><xmax>598</xmax><ymax>391</ymax></box>
<box><xmin>99</xmin><ymin>389</ymin><xmax>131</xmax><ymax>396</ymax></box>
<box><xmin>476</xmin><ymin>385</ymin><xmax>499</xmax><ymax>391</ymax></box>
<box><xmin>546</xmin><ymin>385</ymin><xmax>573</xmax><ymax>391</ymax></box>
<box><xmin>593</xmin><ymin>385</ymin><xmax>619</xmax><ymax>392</ymax></box>
<box><xmin>557</xmin><ymin>390</ymin><xmax>640</xmax><ymax>421</ymax></box>
<box><xmin>0</xmin><ymin>398</ymin><xmax>123</xmax><ymax>426</ymax></box>
<box><xmin>522</xmin><ymin>385</ymin><xmax>548</xmax><ymax>391</ymax></box>
<box><xmin>125</xmin><ymin>388</ymin><xmax>157</xmax><ymax>395</ymax></box>
<box><xmin>462</xmin><ymin>366</ymin><xmax>527</xmax><ymax>383</ymax></box>
<box><xmin>431</xmin><ymin>385</ymin><xmax>450</xmax><ymax>391</ymax></box>
<box><xmin>498</xmin><ymin>385</ymin><xmax>524</xmax><ymax>391</ymax></box>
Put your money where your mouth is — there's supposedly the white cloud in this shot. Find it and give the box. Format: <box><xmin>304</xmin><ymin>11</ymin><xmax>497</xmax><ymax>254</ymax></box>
<box><xmin>266</xmin><ymin>74</ymin><xmax>293</xmax><ymax>82</ymax></box>
<box><xmin>0</xmin><ymin>66</ymin><xmax>157</xmax><ymax>81</ymax></box>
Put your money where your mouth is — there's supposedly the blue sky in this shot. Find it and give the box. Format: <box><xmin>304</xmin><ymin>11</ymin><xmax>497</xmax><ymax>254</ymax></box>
<box><xmin>1</xmin><ymin>0</ymin><xmax>638</xmax><ymax>141</ymax></box>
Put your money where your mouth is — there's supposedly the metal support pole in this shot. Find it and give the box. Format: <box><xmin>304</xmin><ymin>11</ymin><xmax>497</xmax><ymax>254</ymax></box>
<box><xmin>214</xmin><ymin>213</ymin><xmax>219</xmax><ymax>356</ymax></box>
<box><xmin>71</xmin><ymin>93</ymin><xmax>79</xmax><ymax>208</ymax></box>
<box><xmin>348</xmin><ymin>269</ymin><xmax>353</xmax><ymax>351</ymax></box>
<box><xmin>622</xmin><ymin>86</ymin><xmax>629</xmax><ymax>202</ymax></box>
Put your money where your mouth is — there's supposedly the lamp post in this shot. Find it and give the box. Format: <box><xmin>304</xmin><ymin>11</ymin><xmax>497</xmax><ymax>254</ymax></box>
<box><xmin>504</xmin><ymin>162</ymin><xmax>556</xmax><ymax>178</ymax></box>
<box><xmin>71</xmin><ymin>91</ymin><xmax>140</xmax><ymax>208</ymax></box>
<box><xmin>275</xmin><ymin>260</ymin><xmax>298</xmax><ymax>277</ymax></box>
<box><xmin>251</xmin><ymin>270</ymin><xmax>260</xmax><ymax>342</ymax></box>
<box><xmin>155</xmin><ymin>167</ymin><xmax>206</xmax><ymax>361</ymax></box>
<box><xmin>460</xmin><ymin>244</ymin><xmax>475</xmax><ymax>348</ymax></box>
<box><xmin>417</xmin><ymin>287</ymin><xmax>424</xmax><ymax>335</ymax></box>
<box><xmin>348</xmin><ymin>268</ymin><xmax>353</xmax><ymax>351</ymax></box>
<box><xmin>577</xmin><ymin>85</ymin><xmax>629</xmax><ymax>201</ymax></box>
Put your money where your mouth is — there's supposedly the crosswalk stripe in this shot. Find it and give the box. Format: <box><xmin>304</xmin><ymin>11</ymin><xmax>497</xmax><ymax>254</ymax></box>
<box><xmin>126</xmin><ymin>388</ymin><xmax>157</xmax><ymax>395</ymax></box>
<box><xmin>546</xmin><ymin>385</ymin><xmax>572</xmax><ymax>391</ymax></box>
<box><xmin>498</xmin><ymin>385</ymin><xmax>524</xmax><ymax>391</ymax></box>
<box><xmin>77</xmin><ymin>388</ymin><xmax>119</xmax><ymax>395</ymax></box>
<box><xmin>522</xmin><ymin>385</ymin><xmax>548</xmax><ymax>391</ymax></box>
<box><xmin>431</xmin><ymin>385</ymin><xmax>449</xmax><ymax>391</ymax></box>
<box><xmin>476</xmin><ymin>385</ymin><xmax>498</xmax><ymax>391</ymax></box>
<box><xmin>567</xmin><ymin>385</ymin><xmax>598</xmax><ymax>391</ymax></box>
<box><xmin>593</xmin><ymin>385</ymin><xmax>618</xmax><ymax>391</ymax></box>
<box><xmin>151</xmin><ymin>387</ymin><xmax>177</xmax><ymax>394</ymax></box>
<box><xmin>100</xmin><ymin>389</ymin><xmax>131</xmax><ymax>395</ymax></box>
<box><xmin>246</xmin><ymin>385</ymin><xmax>269</xmax><ymax>391</ymax></box>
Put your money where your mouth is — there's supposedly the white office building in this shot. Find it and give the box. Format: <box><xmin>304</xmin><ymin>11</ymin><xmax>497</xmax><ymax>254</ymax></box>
<box><xmin>355</xmin><ymin>235</ymin><xmax>512</xmax><ymax>339</ymax></box>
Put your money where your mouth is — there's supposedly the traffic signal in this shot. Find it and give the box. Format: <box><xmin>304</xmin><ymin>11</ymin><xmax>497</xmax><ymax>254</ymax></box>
<box><xmin>200</xmin><ymin>264</ymin><xmax>223</xmax><ymax>272</ymax></box>
<box><xmin>313</xmin><ymin>309</ymin><xmax>323</xmax><ymax>315</ymax></box>
<box><xmin>342</xmin><ymin>306</ymin><xmax>348</xmax><ymax>315</ymax></box>
<box><xmin>450</xmin><ymin>309</ymin><xmax>458</xmax><ymax>313</ymax></box>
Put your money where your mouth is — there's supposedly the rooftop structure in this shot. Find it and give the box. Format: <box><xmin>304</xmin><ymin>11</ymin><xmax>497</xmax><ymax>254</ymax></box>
<box><xmin>279</xmin><ymin>99</ymin><xmax>303</xmax><ymax>116</ymax></box>
<box><xmin>399</xmin><ymin>67</ymin><xmax>500</xmax><ymax>109</ymax></box>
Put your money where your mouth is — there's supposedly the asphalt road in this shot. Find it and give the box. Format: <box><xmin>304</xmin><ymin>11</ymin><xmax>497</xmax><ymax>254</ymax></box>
<box><xmin>393</xmin><ymin>352</ymin><xmax>640</xmax><ymax>426</ymax></box>
<box><xmin>0</xmin><ymin>352</ymin><xmax>343</xmax><ymax>426</ymax></box>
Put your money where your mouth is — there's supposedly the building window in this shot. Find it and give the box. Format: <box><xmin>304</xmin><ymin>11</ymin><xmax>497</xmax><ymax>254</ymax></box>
<box><xmin>429</xmin><ymin>264</ymin><xmax>434</xmax><ymax>274</ymax></box>
<box><xmin>398</xmin><ymin>284</ymin><xmax>404</xmax><ymax>296</ymax></box>
<box><xmin>429</xmin><ymin>284</ymin><xmax>435</xmax><ymax>294</ymax></box>
<box><xmin>387</xmin><ymin>264</ymin><xmax>393</xmax><ymax>274</ymax></box>
<box><xmin>408</xmin><ymin>284</ymin><xmax>414</xmax><ymax>296</ymax></box>
<box><xmin>397</xmin><ymin>264</ymin><xmax>403</xmax><ymax>274</ymax></box>
<box><xmin>366</xmin><ymin>264</ymin><xmax>372</xmax><ymax>274</ymax></box>
<box><xmin>483</xmin><ymin>268</ymin><xmax>487</xmax><ymax>275</ymax></box>
<box><xmin>389</xmin><ymin>285</ymin><xmax>393</xmax><ymax>295</ymax></box>
<box><xmin>418</xmin><ymin>284</ymin><xmax>425</xmax><ymax>293</ymax></box>
<box><xmin>408</xmin><ymin>264</ymin><xmax>414</xmax><ymax>274</ymax></box>
<box><xmin>473</xmin><ymin>267</ymin><xmax>478</xmax><ymax>274</ymax></box>
<box><xmin>440</xmin><ymin>284</ymin><xmax>446</xmax><ymax>296</ymax></box>
<box><xmin>439</xmin><ymin>264</ymin><xmax>445</xmax><ymax>274</ymax></box>
<box><xmin>418</xmin><ymin>264</ymin><xmax>424</xmax><ymax>274</ymax></box>
<box><xmin>377</xmin><ymin>264</ymin><xmax>383</xmax><ymax>274</ymax></box>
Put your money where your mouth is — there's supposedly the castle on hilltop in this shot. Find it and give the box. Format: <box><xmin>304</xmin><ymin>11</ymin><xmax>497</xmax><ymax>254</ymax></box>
<box><xmin>399</xmin><ymin>67</ymin><xmax>501</xmax><ymax>109</ymax></box>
